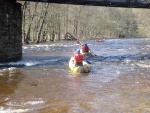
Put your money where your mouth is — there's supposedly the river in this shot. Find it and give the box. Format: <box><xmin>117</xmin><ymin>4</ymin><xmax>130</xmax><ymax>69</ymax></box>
<box><xmin>0</xmin><ymin>38</ymin><xmax>150</xmax><ymax>113</ymax></box>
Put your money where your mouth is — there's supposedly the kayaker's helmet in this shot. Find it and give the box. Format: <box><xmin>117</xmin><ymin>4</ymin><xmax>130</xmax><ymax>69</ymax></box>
<box><xmin>85</xmin><ymin>43</ymin><xmax>87</xmax><ymax>46</ymax></box>
<box><xmin>76</xmin><ymin>49</ymin><xmax>80</xmax><ymax>53</ymax></box>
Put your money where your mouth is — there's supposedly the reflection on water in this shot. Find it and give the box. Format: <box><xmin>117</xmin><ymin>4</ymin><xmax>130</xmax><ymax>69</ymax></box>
<box><xmin>0</xmin><ymin>67</ymin><xmax>23</xmax><ymax>112</ymax></box>
<box><xmin>0</xmin><ymin>39</ymin><xmax>150</xmax><ymax>113</ymax></box>
<box><xmin>0</xmin><ymin>67</ymin><xmax>22</xmax><ymax>94</ymax></box>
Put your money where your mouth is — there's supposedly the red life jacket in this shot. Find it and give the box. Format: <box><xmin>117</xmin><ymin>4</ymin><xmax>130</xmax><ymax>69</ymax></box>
<box><xmin>74</xmin><ymin>54</ymin><xmax>84</xmax><ymax>63</ymax></box>
<box><xmin>83</xmin><ymin>46</ymin><xmax>89</xmax><ymax>52</ymax></box>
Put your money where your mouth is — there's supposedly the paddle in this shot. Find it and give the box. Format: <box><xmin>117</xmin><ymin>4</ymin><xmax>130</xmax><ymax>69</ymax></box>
<box><xmin>76</xmin><ymin>39</ymin><xmax>97</xmax><ymax>57</ymax></box>
<box><xmin>86</xmin><ymin>60</ymin><xmax>91</xmax><ymax>64</ymax></box>
<box><xmin>76</xmin><ymin>39</ymin><xmax>97</xmax><ymax>64</ymax></box>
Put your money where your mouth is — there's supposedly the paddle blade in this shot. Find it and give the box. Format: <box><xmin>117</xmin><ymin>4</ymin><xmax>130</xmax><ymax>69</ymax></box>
<box><xmin>86</xmin><ymin>60</ymin><xmax>91</xmax><ymax>64</ymax></box>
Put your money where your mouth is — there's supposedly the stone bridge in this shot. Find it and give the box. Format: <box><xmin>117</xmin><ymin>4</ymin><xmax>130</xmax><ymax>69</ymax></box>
<box><xmin>0</xmin><ymin>0</ymin><xmax>22</xmax><ymax>62</ymax></box>
<box><xmin>0</xmin><ymin>0</ymin><xmax>150</xmax><ymax>62</ymax></box>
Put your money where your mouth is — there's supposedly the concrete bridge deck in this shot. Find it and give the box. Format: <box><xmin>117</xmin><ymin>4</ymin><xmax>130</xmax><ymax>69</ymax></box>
<box><xmin>18</xmin><ymin>0</ymin><xmax>150</xmax><ymax>8</ymax></box>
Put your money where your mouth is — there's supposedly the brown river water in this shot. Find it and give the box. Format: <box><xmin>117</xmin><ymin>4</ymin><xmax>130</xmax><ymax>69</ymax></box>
<box><xmin>0</xmin><ymin>38</ymin><xmax>150</xmax><ymax>113</ymax></box>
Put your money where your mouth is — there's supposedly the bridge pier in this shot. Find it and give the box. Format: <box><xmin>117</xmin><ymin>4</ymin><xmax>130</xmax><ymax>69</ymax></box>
<box><xmin>0</xmin><ymin>0</ymin><xmax>22</xmax><ymax>63</ymax></box>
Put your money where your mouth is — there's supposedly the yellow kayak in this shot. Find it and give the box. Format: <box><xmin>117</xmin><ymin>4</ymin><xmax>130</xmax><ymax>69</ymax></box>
<box><xmin>69</xmin><ymin>57</ymin><xmax>91</xmax><ymax>73</ymax></box>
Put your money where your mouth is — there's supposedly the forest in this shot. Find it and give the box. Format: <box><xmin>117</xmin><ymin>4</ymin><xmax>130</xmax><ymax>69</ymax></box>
<box><xmin>18</xmin><ymin>1</ymin><xmax>150</xmax><ymax>44</ymax></box>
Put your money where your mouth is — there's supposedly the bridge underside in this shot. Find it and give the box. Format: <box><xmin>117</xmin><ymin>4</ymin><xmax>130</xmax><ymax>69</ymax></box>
<box><xmin>18</xmin><ymin>0</ymin><xmax>150</xmax><ymax>8</ymax></box>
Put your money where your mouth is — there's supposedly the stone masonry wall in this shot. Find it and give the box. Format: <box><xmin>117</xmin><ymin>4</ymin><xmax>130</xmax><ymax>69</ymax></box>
<box><xmin>0</xmin><ymin>0</ymin><xmax>22</xmax><ymax>62</ymax></box>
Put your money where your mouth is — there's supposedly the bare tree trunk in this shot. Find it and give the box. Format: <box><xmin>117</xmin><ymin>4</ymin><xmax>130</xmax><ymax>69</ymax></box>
<box><xmin>22</xmin><ymin>1</ymin><xmax>27</xmax><ymax>43</ymax></box>
<box><xmin>37</xmin><ymin>3</ymin><xmax>49</xmax><ymax>43</ymax></box>
<box><xmin>73</xmin><ymin>6</ymin><xmax>83</xmax><ymax>37</ymax></box>
<box><xmin>58</xmin><ymin>23</ymin><xmax>61</xmax><ymax>40</ymax></box>
<box><xmin>26</xmin><ymin>2</ymin><xmax>38</xmax><ymax>44</ymax></box>
<box><xmin>66</xmin><ymin>5</ymin><xmax>68</xmax><ymax>33</ymax></box>
<box><xmin>51</xmin><ymin>30</ymin><xmax>55</xmax><ymax>41</ymax></box>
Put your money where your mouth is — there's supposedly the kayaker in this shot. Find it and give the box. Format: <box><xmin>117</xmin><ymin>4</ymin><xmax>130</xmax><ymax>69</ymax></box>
<box><xmin>73</xmin><ymin>49</ymin><xmax>84</xmax><ymax>66</ymax></box>
<box><xmin>76</xmin><ymin>39</ymin><xmax>96</xmax><ymax>57</ymax></box>
<box><xmin>83</xmin><ymin>43</ymin><xmax>90</xmax><ymax>53</ymax></box>
<box><xmin>80</xmin><ymin>43</ymin><xmax>92</xmax><ymax>57</ymax></box>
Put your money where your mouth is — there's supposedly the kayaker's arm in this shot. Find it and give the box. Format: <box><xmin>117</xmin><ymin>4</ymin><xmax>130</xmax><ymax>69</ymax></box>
<box><xmin>76</xmin><ymin>39</ymin><xmax>82</xmax><ymax>45</ymax></box>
